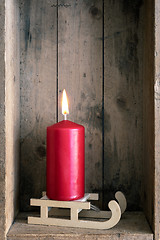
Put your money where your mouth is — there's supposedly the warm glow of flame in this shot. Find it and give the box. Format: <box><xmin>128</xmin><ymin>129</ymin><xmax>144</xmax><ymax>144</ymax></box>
<box><xmin>62</xmin><ymin>89</ymin><xmax>69</xmax><ymax>115</ymax></box>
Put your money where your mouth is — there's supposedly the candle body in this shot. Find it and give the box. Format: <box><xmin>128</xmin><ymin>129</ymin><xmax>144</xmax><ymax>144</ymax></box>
<box><xmin>46</xmin><ymin>120</ymin><xmax>85</xmax><ymax>201</ymax></box>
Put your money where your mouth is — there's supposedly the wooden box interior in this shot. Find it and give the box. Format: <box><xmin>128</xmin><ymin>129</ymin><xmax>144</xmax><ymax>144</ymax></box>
<box><xmin>4</xmin><ymin>0</ymin><xmax>155</xmax><ymax>239</ymax></box>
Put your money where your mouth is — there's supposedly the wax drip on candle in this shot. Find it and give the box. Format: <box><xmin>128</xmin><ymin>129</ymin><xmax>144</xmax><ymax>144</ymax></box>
<box><xmin>62</xmin><ymin>89</ymin><xmax>69</xmax><ymax>120</ymax></box>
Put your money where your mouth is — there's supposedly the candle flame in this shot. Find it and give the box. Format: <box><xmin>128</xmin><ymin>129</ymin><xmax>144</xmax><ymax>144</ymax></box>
<box><xmin>62</xmin><ymin>89</ymin><xmax>69</xmax><ymax>115</ymax></box>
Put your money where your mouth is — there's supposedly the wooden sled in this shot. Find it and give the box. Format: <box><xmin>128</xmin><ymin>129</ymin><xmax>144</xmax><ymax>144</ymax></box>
<box><xmin>28</xmin><ymin>191</ymin><xmax>127</xmax><ymax>230</ymax></box>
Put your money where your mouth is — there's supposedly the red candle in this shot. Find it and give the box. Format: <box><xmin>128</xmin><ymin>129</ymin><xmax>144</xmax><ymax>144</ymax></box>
<box><xmin>46</xmin><ymin>90</ymin><xmax>85</xmax><ymax>200</ymax></box>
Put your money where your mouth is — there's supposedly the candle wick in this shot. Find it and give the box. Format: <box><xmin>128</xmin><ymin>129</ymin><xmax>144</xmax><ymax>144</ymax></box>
<box><xmin>64</xmin><ymin>114</ymin><xmax>67</xmax><ymax>120</ymax></box>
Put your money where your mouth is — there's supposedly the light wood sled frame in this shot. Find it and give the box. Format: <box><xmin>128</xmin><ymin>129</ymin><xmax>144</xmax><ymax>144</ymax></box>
<box><xmin>28</xmin><ymin>191</ymin><xmax>127</xmax><ymax>229</ymax></box>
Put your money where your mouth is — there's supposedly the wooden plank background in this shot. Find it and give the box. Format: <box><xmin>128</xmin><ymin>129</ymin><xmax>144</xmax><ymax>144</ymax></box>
<box><xmin>142</xmin><ymin>0</ymin><xmax>154</xmax><ymax>234</ymax></box>
<box><xmin>5</xmin><ymin>0</ymin><xmax>20</xmax><ymax>233</ymax></box>
<box><xmin>104</xmin><ymin>1</ymin><xmax>143</xmax><ymax>210</ymax></box>
<box><xmin>20</xmin><ymin>0</ymin><xmax>57</xmax><ymax>211</ymax></box>
<box><xmin>58</xmin><ymin>0</ymin><xmax>103</xmax><ymax>207</ymax></box>
<box><xmin>20</xmin><ymin>0</ymin><xmax>144</xmax><ymax>211</ymax></box>
<box><xmin>154</xmin><ymin>0</ymin><xmax>160</xmax><ymax>239</ymax></box>
<box><xmin>0</xmin><ymin>0</ymin><xmax>7</xmax><ymax>238</ymax></box>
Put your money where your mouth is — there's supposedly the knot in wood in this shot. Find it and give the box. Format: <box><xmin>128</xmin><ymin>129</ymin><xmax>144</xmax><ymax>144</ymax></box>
<box><xmin>89</xmin><ymin>6</ymin><xmax>102</xmax><ymax>19</ymax></box>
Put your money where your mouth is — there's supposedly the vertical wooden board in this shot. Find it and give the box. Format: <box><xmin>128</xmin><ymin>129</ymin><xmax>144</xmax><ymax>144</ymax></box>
<box><xmin>143</xmin><ymin>0</ymin><xmax>154</xmax><ymax>235</ymax></box>
<box><xmin>155</xmin><ymin>0</ymin><xmax>160</xmax><ymax>239</ymax></box>
<box><xmin>20</xmin><ymin>0</ymin><xmax>57</xmax><ymax>211</ymax></box>
<box><xmin>104</xmin><ymin>1</ymin><xmax>144</xmax><ymax>210</ymax></box>
<box><xmin>58</xmin><ymin>0</ymin><xmax>103</xmax><ymax>206</ymax></box>
<box><xmin>0</xmin><ymin>1</ymin><xmax>5</xmax><ymax>239</ymax></box>
<box><xmin>5</xmin><ymin>0</ymin><xmax>20</xmax><ymax>234</ymax></box>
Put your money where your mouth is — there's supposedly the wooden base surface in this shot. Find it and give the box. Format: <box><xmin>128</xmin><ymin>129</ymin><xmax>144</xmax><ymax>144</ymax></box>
<box><xmin>7</xmin><ymin>212</ymin><xmax>153</xmax><ymax>240</ymax></box>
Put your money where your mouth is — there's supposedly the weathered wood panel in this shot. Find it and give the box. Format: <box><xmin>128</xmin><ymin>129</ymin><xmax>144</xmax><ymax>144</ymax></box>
<box><xmin>143</xmin><ymin>0</ymin><xmax>154</xmax><ymax>235</ymax></box>
<box><xmin>5</xmin><ymin>0</ymin><xmax>20</xmax><ymax>234</ymax></box>
<box><xmin>0</xmin><ymin>0</ymin><xmax>20</xmax><ymax>239</ymax></box>
<box><xmin>154</xmin><ymin>0</ymin><xmax>160</xmax><ymax>239</ymax></box>
<box><xmin>20</xmin><ymin>0</ymin><xmax>57</xmax><ymax>211</ymax></box>
<box><xmin>58</xmin><ymin>0</ymin><xmax>103</xmax><ymax>206</ymax></box>
<box><xmin>7</xmin><ymin>212</ymin><xmax>153</xmax><ymax>240</ymax></box>
<box><xmin>104</xmin><ymin>1</ymin><xmax>144</xmax><ymax>210</ymax></box>
<box><xmin>0</xmin><ymin>1</ymin><xmax>6</xmax><ymax>239</ymax></box>
<box><xmin>18</xmin><ymin>0</ymin><xmax>156</xmax><ymax>223</ymax></box>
